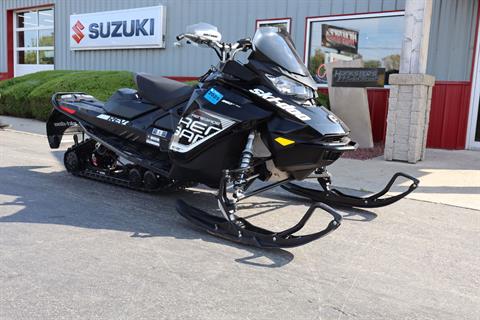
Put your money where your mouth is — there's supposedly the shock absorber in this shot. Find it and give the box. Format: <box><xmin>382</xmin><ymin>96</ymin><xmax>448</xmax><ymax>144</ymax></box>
<box><xmin>233</xmin><ymin>131</ymin><xmax>256</xmax><ymax>197</ymax></box>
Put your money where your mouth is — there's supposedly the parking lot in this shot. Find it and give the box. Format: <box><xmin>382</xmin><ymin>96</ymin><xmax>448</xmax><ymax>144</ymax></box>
<box><xmin>1</xmin><ymin>129</ymin><xmax>479</xmax><ymax>319</ymax></box>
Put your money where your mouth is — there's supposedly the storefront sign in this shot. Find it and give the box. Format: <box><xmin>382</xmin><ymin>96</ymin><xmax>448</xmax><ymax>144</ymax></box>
<box><xmin>331</xmin><ymin>67</ymin><xmax>385</xmax><ymax>87</ymax></box>
<box><xmin>70</xmin><ymin>6</ymin><xmax>166</xmax><ymax>50</ymax></box>
<box><xmin>321</xmin><ymin>24</ymin><xmax>358</xmax><ymax>54</ymax></box>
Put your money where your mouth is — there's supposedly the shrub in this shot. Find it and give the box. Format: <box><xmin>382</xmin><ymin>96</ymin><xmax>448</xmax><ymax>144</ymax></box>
<box><xmin>0</xmin><ymin>70</ymin><xmax>136</xmax><ymax>121</ymax></box>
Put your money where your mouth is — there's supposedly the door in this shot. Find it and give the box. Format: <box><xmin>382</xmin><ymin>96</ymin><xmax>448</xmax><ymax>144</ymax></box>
<box><xmin>468</xmin><ymin>73</ymin><xmax>480</xmax><ymax>149</ymax></box>
<box><xmin>468</xmin><ymin>12</ymin><xmax>480</xmax><ymax>150</ymax></box>
<box><xmin>14</xmin><ymin>8</ymin><xmax>54</xmax><ymax>77</ymax></box>
<box><xmin>470</xmin><ymin>99</ymin><xmax>480</xmax><ymax>149</ymax></box>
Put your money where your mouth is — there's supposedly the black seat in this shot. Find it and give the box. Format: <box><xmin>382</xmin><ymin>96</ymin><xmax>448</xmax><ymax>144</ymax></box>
<box><xmin>104</xmin><ymin>88</ymin><xmax>159</xmax><ymax>120</ymax></box>
<box><xmin>135</xmin><ymin>73</ymin><xmax>194</xmax><ymax>110</ymax></box>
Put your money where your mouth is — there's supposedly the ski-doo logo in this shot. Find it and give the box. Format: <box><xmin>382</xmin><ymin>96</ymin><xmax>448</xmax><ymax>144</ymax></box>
<box><xmin>72</xmin><ymin>21</ymin><xmax>85</xmax><ymax>44</ymax></box>
<box><xmin>249</xmin><ymin>88</ymin><xmax>311</xmax><ymax>121</ymax></box>
<box><xmin>170</xmin><ymin>110</ymin><xmax>235</xmax><ymax>153</ymax></box>
<box><xmin>97</xmin><ymin>114</ymin><xmax>129</xmax><ymax>125</ymax></box>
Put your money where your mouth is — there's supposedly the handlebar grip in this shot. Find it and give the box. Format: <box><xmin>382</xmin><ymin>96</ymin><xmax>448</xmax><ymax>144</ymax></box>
<box><xmin>176</xmin><ymin>34</ymin><xmax>185</xmax><ymax>41</ymax></box>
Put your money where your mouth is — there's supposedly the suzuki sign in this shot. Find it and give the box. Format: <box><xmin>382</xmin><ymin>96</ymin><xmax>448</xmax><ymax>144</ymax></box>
<box><xmin>70</xmin><ymin>6</ymin><xmax>166</xmax><ymax>50</ymax></box>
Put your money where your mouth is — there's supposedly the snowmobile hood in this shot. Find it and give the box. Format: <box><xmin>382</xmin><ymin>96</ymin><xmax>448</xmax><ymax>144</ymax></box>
<box><xmin>249</xmin><ymin>87</ymin><xmax>349</xmax><ymax>137</ymax></box>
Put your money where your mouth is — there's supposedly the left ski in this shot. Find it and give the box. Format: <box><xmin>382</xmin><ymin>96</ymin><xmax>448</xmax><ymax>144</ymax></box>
<box><xmin>176</xmin><ymin>170</ymin><xmax>343</xmax><ymax>248</ymax></box>
<box><xmin>176</xmin><ymin>200</ymin><xmax>342</xmax><ymax>248</ymax></box>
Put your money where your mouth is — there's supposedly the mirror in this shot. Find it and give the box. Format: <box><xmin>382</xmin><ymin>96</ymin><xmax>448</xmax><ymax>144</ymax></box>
<box><xmin>186</xmin><ymin>22</ymin><xmax>222</xmax><ymax>42</ymax></box>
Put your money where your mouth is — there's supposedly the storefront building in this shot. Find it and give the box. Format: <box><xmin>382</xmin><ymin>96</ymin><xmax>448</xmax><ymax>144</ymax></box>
<box><xmin>0</xmin><ymin>0</ymin><xmax>479</xmax><ymax>150</ymax></box>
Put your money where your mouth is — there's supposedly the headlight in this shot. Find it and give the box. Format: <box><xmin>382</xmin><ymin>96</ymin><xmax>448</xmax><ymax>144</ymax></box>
<box><xmin>265</xmin><ymin>74</ymin><xmax>314</xmax><ymax>100</ymax></box>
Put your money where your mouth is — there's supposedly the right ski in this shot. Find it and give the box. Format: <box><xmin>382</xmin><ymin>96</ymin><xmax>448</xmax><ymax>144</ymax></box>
<box><xmin>282</xmin><ymin>172</ymin><xmax>419</xmax><ymax>208</ymax></box>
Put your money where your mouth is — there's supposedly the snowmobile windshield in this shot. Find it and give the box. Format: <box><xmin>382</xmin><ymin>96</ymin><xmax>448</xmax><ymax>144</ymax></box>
<box><xmin>252</xmin><ymin>27</ymin><xmax>310</xmax><ymax>76</ymax></box>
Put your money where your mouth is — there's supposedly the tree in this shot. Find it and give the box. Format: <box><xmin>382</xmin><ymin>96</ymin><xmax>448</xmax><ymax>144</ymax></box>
<box><xmin>382</xmin><ymin>54</ymin><xmax>400</xmax><ymax>71</ymax></box>
<box><xmin>364</xmin><ymin>60</ymin><xmax>381</xmax><ymax>68</ymax></box>
<box><xmin>308</xmin><ymin>49</ymin><xmax>325</xmax><ymax>76</ymax></box>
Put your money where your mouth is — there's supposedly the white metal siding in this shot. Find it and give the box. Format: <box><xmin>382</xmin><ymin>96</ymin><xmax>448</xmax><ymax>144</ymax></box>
<box><xmin>426</xmin><ymin>0</ymin><xmax>478</xmax><ymax>81</ymax></box>
<box><xmin>0</xmin><ymin>0</ymin><xmax>476</xmax><ymax>81</ymax></box>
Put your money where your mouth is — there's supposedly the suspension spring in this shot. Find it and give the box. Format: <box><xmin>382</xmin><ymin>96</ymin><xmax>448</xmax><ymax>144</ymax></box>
<box><xmin>234</xmin><ymin>131</ymin><xmax>256</xmax><ymax>191</ymax></box>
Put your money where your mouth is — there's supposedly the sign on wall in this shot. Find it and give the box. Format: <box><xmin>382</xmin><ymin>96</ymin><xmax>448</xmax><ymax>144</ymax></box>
<box><xmin>70</xmin><ymin>6</ymin><xmax>166</xmax><ymax>50</ymax></box>
<box><xmin>331</xmin><ymin>67</ymin><xmax>385</xmax><ymax>87</ymax></box>
<box><xmin>321</xmin><ymin>24</ymin><xmax>358</xmax><ymax>54</ymax></box>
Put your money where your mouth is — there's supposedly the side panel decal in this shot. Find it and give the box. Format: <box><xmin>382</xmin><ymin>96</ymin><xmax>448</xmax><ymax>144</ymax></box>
<box><xmin>249</xmin><ymin>88</ymin><xmax>311</xmax><ymax>121</ymax></box>
<box><xmin>169</xmin><ymin>110</ymin><xmax>235</xmax><ymax>153</ymax></box>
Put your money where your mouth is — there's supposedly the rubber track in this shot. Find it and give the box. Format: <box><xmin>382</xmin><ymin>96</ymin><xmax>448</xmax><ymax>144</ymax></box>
<box><xmin>65</xmin><ymin>139</ymin><xmax>178</xmax><ymax>193</ymax></box>
<box><xmin>75</xmin><ymin>168</ymin><xmax>172</xmax><ymax>193</ymax></box>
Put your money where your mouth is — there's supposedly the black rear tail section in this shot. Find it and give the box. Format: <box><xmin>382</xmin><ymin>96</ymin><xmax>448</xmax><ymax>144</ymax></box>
<box><xmin>47</xmin><ymin>109</ymin><xmax>78</xmax><ymax>148</ymax></box>
<box><xmin>47</xmin><ymin>92</ymin><xmax>100</xmax><ymax>148</ymax></box>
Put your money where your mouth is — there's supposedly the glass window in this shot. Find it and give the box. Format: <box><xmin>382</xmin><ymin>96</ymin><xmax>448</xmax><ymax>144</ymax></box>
<box><xmin>39</xmin><ymin>50</ymin><xmax>54</xmax><ymax>64</ymax></box>
<box><xmin>17</xmin><ymin>11</ymin><xmax>38</xmax><ymax>28</ymax></box>
<box><xmin>306</xmin><ymin>13</ymin><xmax>404</xmax><ymax>85</ymax></box>
<box><xmin>39</xmin><ymin>30</ymin><xmax>54</xmax><ymax>46</ymax></box>
<box><xmin>15</xmin><ymin>8</ymin><xmax>54</xmax><ymax>66</ymax></box>
<box><xmin>18</xmin><ymin>50</ymin><xmax>37</xmax><ymax>64</ymax></box>
<box><xmin>256</xmin><ymin>18</ymin><xmax>291</xmax><ymax>34</ymax></box>
<box><xmin>38</xmin><ymin>9</ymin><xmax>54</xmax><ymax>27</ymax></box>
<box><xmin>17</xmin><ymin>31</ymin><xmax>38</xmax><ymax>47</ymax></box>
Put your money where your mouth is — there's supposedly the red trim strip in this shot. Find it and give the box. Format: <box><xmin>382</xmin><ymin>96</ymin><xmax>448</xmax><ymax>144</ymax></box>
<box><xmin>6</xmin><ymin>10</ymin><xmax>14</xmax><ymax>78</ymax></box>
<box><xmin>5</xmin><ymin>3</ymin><xmax>54</xmax><ymax>11</ymax></box>
<box><xmin>435</xmin><ymin>81</ymin><xmax>471</xmax><ymax>85</ymax></box>
<box><xmin>165</xmin><ymin>76</ymin><xmax>199</xmax><ymax>82</ymax></box>
<box><xmin>305</xmin><ymin>9</ymin><xmax>404</xmax><ymax>22</ymax></box>
<box><xmin>60</xmin><ymin>106</ymin><xmax>76</xmax><ymax>114</ymax></box>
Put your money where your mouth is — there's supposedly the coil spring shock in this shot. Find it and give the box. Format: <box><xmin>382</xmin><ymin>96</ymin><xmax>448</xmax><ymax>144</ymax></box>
<box><xmin>233</xmin><ymin>131</ymin><xmax>256</xmax><ymax>199</ymax></box>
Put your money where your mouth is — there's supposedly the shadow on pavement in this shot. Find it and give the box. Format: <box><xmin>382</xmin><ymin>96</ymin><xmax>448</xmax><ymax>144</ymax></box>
<box><xmin>0</xmin><ymin>165</ymin><xmax>295</xmax><ymax>268</ymax></box>
<box><xmin>337</xmin><ymin>207</ymin><xmax>377</xmax><ymax>222</ymax></box>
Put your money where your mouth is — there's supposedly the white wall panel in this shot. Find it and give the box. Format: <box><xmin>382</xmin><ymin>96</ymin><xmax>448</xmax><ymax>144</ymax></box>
<box><xmin>0</xmin><ymin>0</ymin><xmax>475</xmax><ymax>81</ymax></box>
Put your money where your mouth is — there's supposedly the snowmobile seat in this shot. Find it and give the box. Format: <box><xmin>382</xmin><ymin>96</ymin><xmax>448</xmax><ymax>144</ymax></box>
<box><xmin>135</xmin><ymin>73</ymin><xmax>194</xmax><ymax>110</ymax></box>
<box><xmin>104</xmin><ymin>88</ymin><xmax>159</xmax><ymax>120</ymax></box>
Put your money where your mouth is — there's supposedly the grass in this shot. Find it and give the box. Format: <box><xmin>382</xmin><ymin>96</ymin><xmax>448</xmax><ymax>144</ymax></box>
<box><xmin>0</xmin><ymin>70</ymin><xmax>137</xmax><ymax>121</ymax></box>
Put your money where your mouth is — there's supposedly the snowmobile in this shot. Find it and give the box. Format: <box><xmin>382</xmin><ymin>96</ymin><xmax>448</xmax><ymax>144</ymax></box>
<box><xmin>46</xmin><ymin>23</ymin><xmax>419</xmax><ymax>248</ymax></box>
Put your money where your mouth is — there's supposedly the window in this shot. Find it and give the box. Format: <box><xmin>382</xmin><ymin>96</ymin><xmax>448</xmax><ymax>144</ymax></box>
<box><xmin>256</xmin><ymin>18</ymin><xmax>291</xmax><ymax>33</ymax></box>
<box><xmin>15</xmin><ymin>8</ymin><xmax>54</xmax><ymax>65</ymax></box>
<box><xmin>305</xmin><ymin>12</ymin><xmax>404</xmax><ymax>85</ymax></box>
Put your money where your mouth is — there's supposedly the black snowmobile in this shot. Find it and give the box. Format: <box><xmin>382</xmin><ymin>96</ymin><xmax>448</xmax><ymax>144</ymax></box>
<box><xmin>46</xmin><ymin>23</ymin><xmax>419</xmax><ymax>248</ymax></box>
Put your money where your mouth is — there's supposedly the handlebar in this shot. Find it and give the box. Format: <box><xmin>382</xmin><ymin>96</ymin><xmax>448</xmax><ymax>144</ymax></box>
<box><xmin>175</xmin><ymin>33</ymin><xmax>252</xmax><ymax>62</ymax></box>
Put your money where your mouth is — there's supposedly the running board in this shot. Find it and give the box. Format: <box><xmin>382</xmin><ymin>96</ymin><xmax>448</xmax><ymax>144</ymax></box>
<box><xmin>282</xmin><ymin>172</ymin><xmax>419</xmax><ymax>208</ymax></box>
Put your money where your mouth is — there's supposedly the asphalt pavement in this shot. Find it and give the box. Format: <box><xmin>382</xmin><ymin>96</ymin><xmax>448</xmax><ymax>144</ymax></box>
<box><xmin>0</xmin><ymin>128</ymin><xmax>479</xmax><ymax>320</ymax></box>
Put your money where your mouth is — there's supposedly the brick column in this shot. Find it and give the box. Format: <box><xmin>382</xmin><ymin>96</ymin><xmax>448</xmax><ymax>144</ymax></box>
<box><xmin>384</xmin><ymin>0</ymin><xmax>434</xmax><ymax>163</ymax></box>
<box><xmin>384</xmin><ymin>74</ymin><xmax>435</xmax><ymax>163</ymax></box>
